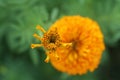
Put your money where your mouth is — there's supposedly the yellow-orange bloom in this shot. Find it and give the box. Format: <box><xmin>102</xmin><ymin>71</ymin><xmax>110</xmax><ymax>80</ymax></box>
<box><xmin>31</xmin><ymin>16</ymin><xmax>105</xmax><ymax>75</ymax></box>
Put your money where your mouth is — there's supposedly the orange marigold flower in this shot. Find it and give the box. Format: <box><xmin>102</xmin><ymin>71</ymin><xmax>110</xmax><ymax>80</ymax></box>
<box><xmin>31</xmin><ymin>16</ymin><xmax>105</xmax><ymax>75</ymax></box>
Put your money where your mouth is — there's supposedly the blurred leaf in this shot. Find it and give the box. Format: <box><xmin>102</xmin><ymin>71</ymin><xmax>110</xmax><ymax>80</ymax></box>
<box><xmin>100</xmin><ymin>50</ymin><xmax>110</xmax><ymax>66</ymax></box>
<box><xmin>23</xmin><ymin>5</ymin><xmax>49</xmax><ymax>29</ymax></box>
<box><xmin>60</xmin><ymin>73</ymin><xmax>70</xmax><ymax>80</ymax></box>
<box><xmin>0</xmin><ymin>25</ymin><xmax>6</xmax><ymax>42</ymax></box>
<box><xmin>2</xmin><ymin>0</ymin><xmax>39</xmax><ymax>12</ymax></box>
<box><xmin>0</xmin><ymin>0</ymin><xmax>5</xmax><ymax>7</ymax></box>
<box><xmin>94</xmin><ymin>0</ymin><xmax>120</xmax><ymax>46</ymax></box>
<box><xmin>50</xmin><ymin>7</ymin><xmax>59</xmax><ymax>21</ymax></box>
<box><xmin>0</xmin><ymin>7</ymin><xmax>7</xmax><ymax>20</ymax></box>
<box><xmin>4</xmin><ymin>4</ymin><xmax>50</xmax><ymax>53</ymax></box>
<box><xmin>61</xmin><ymin>0</ymin><xmax>94</xmax><ymax>17</ymax></box>
<box><xmin>6</xmin><ymin>23</ymin><xmax>34</xmax><ymax>53</ymax></box>
<box><xmin>60</xmin><ymin>72</ymin><xmax>98</xmax><ymax>80</ymax></box>
<box><xmin>0</xmin><ymin>65</ymin><xmax>7</xmax><ymax>75</ymax></box>
<box><xmin>5</xmin><ymin>0</ymin><xmax>28</xmax><ymax>4</ymax></box>
<box><xmin>30</xmin><ymin>49</ymin><xmax>39</xmax><ymax>65</ymax></box>
<box><xmin>3</xmin><ymin>59</ymin><xmax>35</xmax><ymax>80</ymax></box>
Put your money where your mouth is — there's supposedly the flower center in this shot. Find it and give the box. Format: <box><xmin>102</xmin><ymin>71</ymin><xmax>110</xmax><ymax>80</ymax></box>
<box><xmin>49</xmin><ymin>35</ymin><xmax>56</xmax><ymax>43</ymax></box>
<box><xmin>42</xmin><ymin>29</ymin><xmax>61</xmax><ymax>51</ymax></box>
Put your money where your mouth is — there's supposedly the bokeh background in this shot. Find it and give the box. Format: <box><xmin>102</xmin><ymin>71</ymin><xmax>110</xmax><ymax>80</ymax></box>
<box><xmin>0</xmin><ymin>0</ymin><xmax>120</xmax><ymax>80</ymax></box>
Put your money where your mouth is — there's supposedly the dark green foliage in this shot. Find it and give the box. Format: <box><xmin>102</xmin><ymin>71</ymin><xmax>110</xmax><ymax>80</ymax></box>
<box><xmin>0</xmin><ymin>0</ymin><xmax>120</xmax><ymax>80</ymax></box>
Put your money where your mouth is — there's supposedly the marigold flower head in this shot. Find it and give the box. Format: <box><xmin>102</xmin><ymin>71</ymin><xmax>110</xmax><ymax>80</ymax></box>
<box><xmin>31</xmin><ymin>16</ymin><xmax>105</xmax><ymax>75</ymax></box>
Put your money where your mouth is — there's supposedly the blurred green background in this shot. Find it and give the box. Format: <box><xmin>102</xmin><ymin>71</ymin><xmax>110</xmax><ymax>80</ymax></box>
<box><xmin>0</xmin><ymin>0</ymin><xmax>120</xmax><ymax>80</ymax></box>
